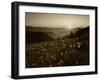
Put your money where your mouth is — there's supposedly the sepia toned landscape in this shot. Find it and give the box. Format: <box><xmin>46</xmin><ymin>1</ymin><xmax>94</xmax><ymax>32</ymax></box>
<box><xmin>25</xmin><ymin>12</ymin><xmax>89</xmax><ymax>68</ymax></box>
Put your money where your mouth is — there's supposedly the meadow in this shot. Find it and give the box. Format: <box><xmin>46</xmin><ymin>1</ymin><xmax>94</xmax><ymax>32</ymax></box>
<box><xmin>25</xmin><ymin>26</ymin><xmax>89</xmax><ymax>68</ymax></box>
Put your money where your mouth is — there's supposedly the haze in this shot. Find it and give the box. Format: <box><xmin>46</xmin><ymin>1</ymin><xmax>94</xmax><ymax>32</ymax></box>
<box><xmin>25</xmin><ymin>12</ymin><xmax>89</xmax><ymax>29</ymax></box>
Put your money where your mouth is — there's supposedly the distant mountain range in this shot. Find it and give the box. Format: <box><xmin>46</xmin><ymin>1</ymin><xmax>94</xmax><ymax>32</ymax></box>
<box><xmin>26</xmin><ymin>26</ymin><xmax>71</xmax><ymax>39</ymax></box>
<box><xmin>26</xmin><ymin>26</ymin><xmax>89</xmax><ymax>44</ymax></box>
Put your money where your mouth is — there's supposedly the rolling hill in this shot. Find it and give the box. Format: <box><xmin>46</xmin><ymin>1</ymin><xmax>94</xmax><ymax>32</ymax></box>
<box><xmin>26</xmin><ymin>26</ymin><xmax>70</xmax><ymax>39</ymax></box>
<box><xmin>26</xmin><ymin>31</ymin><xmax>54</xmax><ymax>44</ymax></box>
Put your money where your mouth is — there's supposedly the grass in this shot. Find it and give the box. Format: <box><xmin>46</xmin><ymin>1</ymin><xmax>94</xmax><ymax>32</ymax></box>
<box><xmin>25</xmin><ymin>38</ymin><xmax>89</xmax><ymax>68</ymax></box>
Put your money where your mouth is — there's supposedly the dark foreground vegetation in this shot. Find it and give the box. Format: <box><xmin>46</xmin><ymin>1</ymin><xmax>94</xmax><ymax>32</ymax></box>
<box><xmin>25</xmin><ymin>26</ymin><xmax>89</xmax><ymax>68</ymax></box>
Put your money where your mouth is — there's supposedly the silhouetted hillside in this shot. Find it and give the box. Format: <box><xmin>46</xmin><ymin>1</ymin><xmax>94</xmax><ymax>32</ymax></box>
<box><xmin>26</xmin><ymin>31</ymin><xmax>54</xmax><ymax>44</ymax></box>
<box><xmin>73</xmin><ymin>26</ymin><xmax>89</xmax><ymax>38</ymax></box>
<box><xmin>26</xmin><ymin>26</ymin><xmax>89</xmax><ymax>44</ymax></box>
<box><xmin>63</xmin><ymin>26</ymin><xmax>89</xmax><ymax>40</ymax></box>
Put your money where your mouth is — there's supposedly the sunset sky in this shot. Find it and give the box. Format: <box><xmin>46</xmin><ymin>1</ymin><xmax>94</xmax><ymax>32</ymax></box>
<box><xmin>25</xmin><ymin>12</ymin><xmax>89</xmax><ymax>29</ymax></box>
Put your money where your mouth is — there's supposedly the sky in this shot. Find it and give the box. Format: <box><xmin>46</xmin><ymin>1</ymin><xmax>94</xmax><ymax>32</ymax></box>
<box><xmin>25</xmin><ymin>12</ymin><xmax>89</xmax><ymax>29</ymax></box>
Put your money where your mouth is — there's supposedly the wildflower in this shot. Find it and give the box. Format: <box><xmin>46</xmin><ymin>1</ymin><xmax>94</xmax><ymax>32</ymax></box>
<box><xmin>77</xmin><ymin>42</ymin><xmax>81</xmax><ymax>48</ymax></box>
<box><xmin>69</xmin><ymin>43</ymin><xmax>72</xmax><ymax>48</ymax></box>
